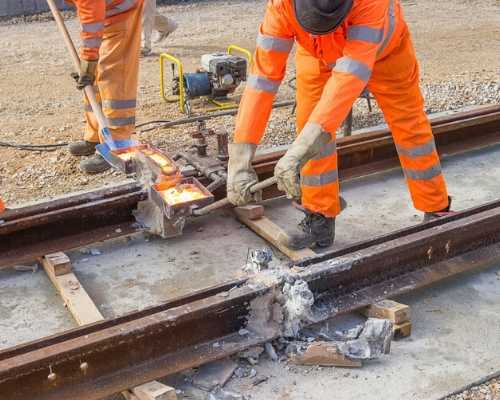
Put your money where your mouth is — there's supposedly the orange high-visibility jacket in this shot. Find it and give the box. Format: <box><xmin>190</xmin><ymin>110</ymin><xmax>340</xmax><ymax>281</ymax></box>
<box><xmin>67</xmin><ymin>0</ymin><xmax>143</xmax><ymax>61</ymax></box>
<box><xmin>0</xmin><ymin>198</ymin><xmax>5</xmax><ymax>213</ymax></box>
<box><xmin>234</xmin><ymin>0</ymin><xmax>405</xmax><ymax>144</ymax></box>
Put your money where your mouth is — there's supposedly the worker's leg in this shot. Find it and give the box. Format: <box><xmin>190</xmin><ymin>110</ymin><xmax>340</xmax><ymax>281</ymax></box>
<box><xmin>295</xmin><ymin>45</ymin><xmax>341</xmax><ymax>217</ymax></box>
<box><xmin>84</xmin><ymin>2</ymin><xmax>143</xmax><ymax>143</ymax></box>
<box><xmin>142</xmin><ymin>0</ymin><xmax>155</xmax><ymax>51</ymax></box>
<box><xmin>83</xmin><ymin>85</ymin><xmax>101</xmax><ymax>143</ymax></box>
<box><xmin>295</xmin><ymin>45</ymin><xmax>331</xmax><ymax>133</ymax></box>
<box><xmin>368</xmin><ymin>29</ymin><xmax>449</xmax><ymax>212</ymax></box>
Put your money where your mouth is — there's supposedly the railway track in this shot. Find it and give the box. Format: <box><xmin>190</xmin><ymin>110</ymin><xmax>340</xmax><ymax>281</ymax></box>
<box><xmin>0</xmin><ymin>105</ymin><xmax>499</xmax><ymax>399</ymax></box>
<box><xmin>1</xmin><ymin>105</ymin><xmax>499</xmax><ymax>269</ymax></box>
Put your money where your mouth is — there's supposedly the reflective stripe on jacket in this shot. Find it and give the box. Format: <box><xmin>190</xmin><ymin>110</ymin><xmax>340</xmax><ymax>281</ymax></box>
<box><xmin>234</xmin><ymin>0</ymin><xmax>406</xmax><ymax>144</ymax></box>
<box><xmin>68</xmin><ymin>0</ymin><xmax>143</xmax><ymax>60</ymax></box>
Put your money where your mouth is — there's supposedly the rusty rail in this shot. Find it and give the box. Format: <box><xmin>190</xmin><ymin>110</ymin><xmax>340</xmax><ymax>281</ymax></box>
<box><xmin>1</xmin><ymin>105</ymin><xmax>499</xmax><ymax>269</ymax></box>
<box><xmin>1</xmin><ymin>197</ymin><xmax>500</xmax><ymax>399</ymax></box>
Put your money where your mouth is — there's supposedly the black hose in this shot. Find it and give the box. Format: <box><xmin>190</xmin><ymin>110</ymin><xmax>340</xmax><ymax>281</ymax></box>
<box><xmin>0</xmin><ymin>141</ymin><xmax>68</xmax><ymax>151</ymax></box>
<box><xmin>136</xmin><ymin>100</ymin><xmax>296</xmax><ymax>133</ymax></box>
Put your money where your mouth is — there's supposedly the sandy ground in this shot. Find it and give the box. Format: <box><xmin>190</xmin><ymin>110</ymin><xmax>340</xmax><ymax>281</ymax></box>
<box><xmin>0</xmin><ymin>0</ymin><xmax>499</xmax><ymax>205</ymax></box>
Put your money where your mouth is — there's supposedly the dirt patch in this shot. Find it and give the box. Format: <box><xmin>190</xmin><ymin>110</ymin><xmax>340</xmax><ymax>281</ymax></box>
<box><xmin>0</xmin><ymin>0</ymin><xmax>499</xmax><ymax>206</ymax></box>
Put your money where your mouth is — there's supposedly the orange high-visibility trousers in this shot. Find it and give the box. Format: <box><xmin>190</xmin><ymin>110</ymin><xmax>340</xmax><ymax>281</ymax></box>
<box><xmin>84</xmin><ymin>2</ymin><xmax>143</xmax><ymax>143</ymax></box>
<box><xmin>296</xmin><ymin>30</ymin><xmax>449</xmax><ymax>217</ymax></box>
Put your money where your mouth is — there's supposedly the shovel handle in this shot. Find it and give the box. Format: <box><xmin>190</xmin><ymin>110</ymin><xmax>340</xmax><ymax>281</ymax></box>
<box><xmin>193</xmin><ymin>176</ymin><xmax>278</xmax><ymax>216</ymax></box>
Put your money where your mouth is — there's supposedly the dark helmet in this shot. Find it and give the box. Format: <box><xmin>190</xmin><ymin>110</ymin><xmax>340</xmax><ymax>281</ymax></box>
<box><xmin>292</xmin><ymin>0</ymin><xmax>353</xmax><ymax>35</ymax></box>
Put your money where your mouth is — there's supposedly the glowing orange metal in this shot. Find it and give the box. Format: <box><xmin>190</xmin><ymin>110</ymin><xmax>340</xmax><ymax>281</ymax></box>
<box><xmin>158</xmin><ymin>183</ymin><xmax>207</xmax><ymax>206</ymax></box>
<box><xmin>140</xmin><ymin>148</ymin><xmax>177</xmax><ymax>176</ymax></box>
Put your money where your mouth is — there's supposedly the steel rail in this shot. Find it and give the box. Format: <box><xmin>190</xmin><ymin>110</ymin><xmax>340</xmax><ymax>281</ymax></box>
<box><xmin>1</xmin><ymin>106</ymin><xmax>499</xmax><ymax>269</ymax></box>
<box><xmin>1</xmin><ymin>198</ymin><xmax>500</xmax><ymax>399</ymax></box>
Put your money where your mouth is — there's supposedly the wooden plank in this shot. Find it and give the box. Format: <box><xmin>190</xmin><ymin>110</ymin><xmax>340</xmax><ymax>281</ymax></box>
<box><xmin>393</xmin><ymin>321</ymin><xmax>412</xmax><ymax>339</ymax></box>
<box><xmin>290</xmin><ymin>342</ymin><xmax>362</xmax><ymax>368</ymax></box>
<box><xmin>235</xmin><ymin>210</ymin><xmax>315</xmax><ymax>262</ymax></box>
<box><xmin>42</xmin><ymin>253</ymin><xmax>173</xmax><ymax>400</ymax></box>
<box><xmin>361</xmin><ymin>300</ymin><xmax>411</xmax><ymax>324</ymax></box>
<box><xmin>132</xmin><ymin>381</ymin><xmax>177</xmax><ymax>400</ymax></box>
<box><xmin>41</xmin><ymin>254</ymin><xmax>103</xmax><ymax>325</ymax></box>
<box><xmin>234</xmin><ymin>205</ymin><xmax>265</xmax><ymax>220</ymax></box>
<box><xmin>42</xmin><ymin>252</ymin><xmax>72</xmax><ymax>276</ymax></box>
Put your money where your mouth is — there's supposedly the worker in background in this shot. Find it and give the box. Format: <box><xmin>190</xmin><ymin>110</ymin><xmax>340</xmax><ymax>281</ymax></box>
<box><xmin>142</xmin><ymin>0</ymin><xmax>178</xmax><ymax>56</ymax></box>
<box><xmin>68</xmin><ymin>0</ymin><xmax>144</xmax><ymax>174</ymax></box>
<box><xmin>227</xmin><ymin>0</ymin><xmax>453</xmax><ymax>250</ymax></box>
<box><xmin>0</xmin><ymin>198</ymin><xmax>5</xmax><ymax>214</ymax></box>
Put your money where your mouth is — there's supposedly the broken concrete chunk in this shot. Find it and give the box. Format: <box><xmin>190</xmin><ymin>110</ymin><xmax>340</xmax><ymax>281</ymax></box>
<box><xmin>264</xmin><ymin>342</ymin><xmax>278</xmax><ymax>361</ymax></box>
<box><xmin>282</xmin><ymin>279</ymin><xmax>315</xmax><ymax>338</ymax></box>
<box><xmin>89</xmin><ymin>248</ymin><xmax>101</xmax><ymax>256</ymax></box>
<box><xmin>290</xmin><ymin>341</ymin><xmax>362</xmax><ymax>368</ymax></box>
<box><xmin>337</xmin><ymin>318</ymin><xmax>393</xmax><ymax>360</ymax></box>
<box><xmin>13</xmin><ymin>264</ymin><xmax>38</xmax><ymax>273</ymax></box>
<box><xmin>208</xmin><ymin>388</ymin><xmax>245</xmax><ymax>400</ymax></box>
<box><xmin>192</xmin><ymin>359</ymin><xmax>237</xmax><ymax>391</ymax></box>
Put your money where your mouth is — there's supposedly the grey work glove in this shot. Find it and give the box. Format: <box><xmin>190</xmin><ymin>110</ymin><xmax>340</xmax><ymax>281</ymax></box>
<box><xmin>71</xmin><ymin>59</ymin><xmax>98</xmax><ymax>90</ymax></box>
<box><xmin>227</xmin><ymin>143</ymin><xmax>259</xmax><ymax>206</ymax></box>
<box><xmin>274</xmin><ymin>122</ymin><xmax>331</xmax><ymax>200</ymax></box>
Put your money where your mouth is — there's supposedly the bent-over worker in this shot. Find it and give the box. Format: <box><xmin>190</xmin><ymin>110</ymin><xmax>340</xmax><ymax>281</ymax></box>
<box><xmin>227</xmin><ymin>0</ymin><xmax>453</xmax><ymax>250</ymax></box>
<box><xmin>68</xmin><ymin>0</ymin><xmax>144</xmax><ymax>174</ymax></box>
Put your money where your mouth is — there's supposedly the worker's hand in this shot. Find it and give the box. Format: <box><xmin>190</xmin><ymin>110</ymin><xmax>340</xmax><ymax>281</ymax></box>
<box><xmin>71</xmin><ymin>60</ymin><xmax>98</xmax><ymax>90</ymax></box>
<box><xmin>274</xmin><ymin>155</ymin><xmax>302</xmax><ymax>200</ymax></box>
<box><xmin>227</xmin><ymin>143</ymin><xmax>259</xmax><ymax>206</ymax></box>
<box><xmin>275</xmin><ymin>122</ymin><xmax>332</xmax><ymax>200</ymax></box>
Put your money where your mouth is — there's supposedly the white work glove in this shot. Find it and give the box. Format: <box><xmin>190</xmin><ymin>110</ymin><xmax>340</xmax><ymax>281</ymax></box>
<box><xmin>227</xmin><ymin>143</ymin><xmax>259</xmax><ymax>206</ymax></box>
<box><xmin>274</xmin><ymin>122</ymin><xmax>331</xmax><ymax>200</ymax></box>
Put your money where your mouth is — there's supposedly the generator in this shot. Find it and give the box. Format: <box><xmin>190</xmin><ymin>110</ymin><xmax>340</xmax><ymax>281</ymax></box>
<box><xmin>160</xmin><ymin>45</ymin><xmax>251</xmax><ymax>115</ymax></box>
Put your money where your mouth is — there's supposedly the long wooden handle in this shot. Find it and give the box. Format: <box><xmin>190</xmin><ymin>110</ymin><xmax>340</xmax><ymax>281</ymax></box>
<box><xmin>45</xmin><ymin>0</ymin><xmax>109</xmax><ymax>134</ymax></box>
<box><xmin>193</xmin><ymin>176</ymin><xmax>278</xmax><ymax>216</ymax></box>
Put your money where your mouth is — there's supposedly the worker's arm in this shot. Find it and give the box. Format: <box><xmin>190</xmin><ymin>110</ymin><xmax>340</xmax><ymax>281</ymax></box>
<box><xmin>74</xmin><ymin>0</ymin><xmax>106</xmax><ymax>61</ymax></box>
<box><xmin>308</xmin><ymin>0</ymin><xmax>392</xmax><ymax>135</ymax></box>
<box><xmin>233</xmin><ymin>1</ymin><xmax>295</xmax><ymax>144</ymax></box>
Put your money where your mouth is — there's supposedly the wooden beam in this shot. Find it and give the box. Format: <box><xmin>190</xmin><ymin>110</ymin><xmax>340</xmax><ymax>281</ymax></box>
<box><xmin>40</xmin><ymin>253</ymin><xmax>103</xmax><ymax>325</ymax></box>
<box><xmin>41</xmin><ymin>253</ymin><xmax>174</xmax><ymax>400</ymax></box>
<box><xmin>132</xmin><ymin>381</ymin><xmax>177</xmax><ymax>400</ymax></box>
<box><xmin>361</xmin><ymin>300</ymin><xmax>411</xmax><ymax>324</ymax></box>
<box><xmin>234</xmin><ymin>208</ymin><xmax>315</xmax><ymax>262</ymax></box>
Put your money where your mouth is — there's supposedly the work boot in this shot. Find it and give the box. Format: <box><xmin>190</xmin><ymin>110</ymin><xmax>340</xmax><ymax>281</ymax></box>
<box><xmin>80</xmin><ymin>153</ymin><xmax>111</xmax><ymax>174</ymax></box>
<box><xmin>68</xmin><ymin>140</ymin><xmax>97</xmax><ymax>157</ymax></box>
<box><xmin>141</xmin><ymin>46</ymin><xmax>152</xmax><ymax>57</ymax></box>
<box><xmin>423</xmin><ymin>196</ymin><xmax>455</xmax><ymax>222</ymax></box>
<box><xmin>280</xmin><ymin>210</ymin><xmax>335</xmax><ymax>250</ymax></box>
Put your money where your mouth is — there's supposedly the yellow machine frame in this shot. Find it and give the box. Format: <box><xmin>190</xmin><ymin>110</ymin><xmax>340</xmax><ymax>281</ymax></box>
<box><xmin>160</xmin><ymin>45</ymin><xmax>252</xmax><ymax>114</ymax></box>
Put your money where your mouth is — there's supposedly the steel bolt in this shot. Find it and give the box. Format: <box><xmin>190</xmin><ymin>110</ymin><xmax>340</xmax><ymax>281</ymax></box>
<box><xmin>80</xmin><ymin>362</ymin><xmax>89</xmax><ymax>373</ymax></box>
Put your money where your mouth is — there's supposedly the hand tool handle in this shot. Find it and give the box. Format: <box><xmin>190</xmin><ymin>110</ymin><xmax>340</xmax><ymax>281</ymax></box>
<box><xmin>193</xmin><ymin>176</ymin><xmax>278</xmax><ymax>216</ymax></box>
<box><xmin>45</xmin><ymin>0</ymin><xmax>116</xmax><ymax>150</ymax></box>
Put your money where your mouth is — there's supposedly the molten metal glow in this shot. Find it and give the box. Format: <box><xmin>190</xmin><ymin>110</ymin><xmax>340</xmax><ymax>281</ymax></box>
<box><xmin>159</xmin><ymin>184</ymin><xmax>207</xmax><ymax>205</ymax></box>
<box><xmin>142</xmin><ymin>149</ymin><xmax>177</xmax><ymax>175</ymax></box>
<box><xmin>116</xmin><ymin>151</ymin><xmax>135</xmax><ymax>161</ymax></box>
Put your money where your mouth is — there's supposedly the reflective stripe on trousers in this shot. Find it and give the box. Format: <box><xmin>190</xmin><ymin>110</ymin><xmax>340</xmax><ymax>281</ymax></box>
<box><xmin>246</xmin><ymin>74</ymin><xmax>281</xmax><ymax>94</ymax></box>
